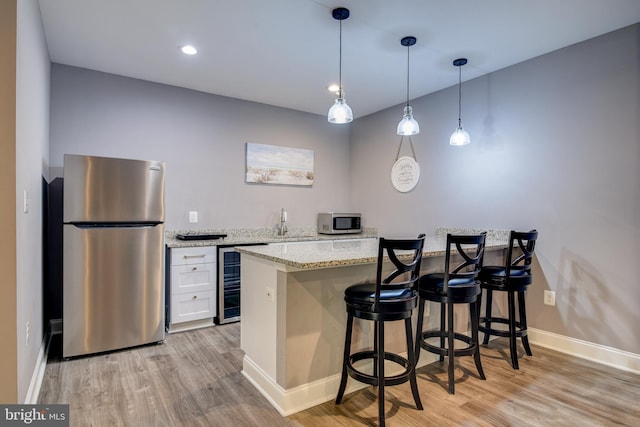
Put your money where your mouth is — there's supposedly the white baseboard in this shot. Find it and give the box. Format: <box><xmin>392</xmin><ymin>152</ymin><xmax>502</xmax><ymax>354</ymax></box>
<box><xmin>24</xmin><ymin>321</ymin><xmax>54</xmax><ymax>404</ymax></box>
<box><xmin>528</xmin><ymin>328</ymin><xmax>640</xmax><ymax>375</ymax></box>
<box><xmin>242</xmin><ymin>352</ymin><xmax>438</xmax><ymax>416</ymax></box>
<box><xmin>166</xmin><ymin>318</ymin><xmax>214</xmax><ymax>334</ymax></box>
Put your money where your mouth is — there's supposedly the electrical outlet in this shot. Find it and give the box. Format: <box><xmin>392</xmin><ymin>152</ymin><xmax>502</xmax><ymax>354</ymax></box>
<box><xmin>544</xmin><ymin>290</ymin><xmax>556</xmax><ymax>306</ymax></box>
<box><xmin>189</xmin><ymin>211</ymin><xmax>198</xmax><ymax>223</ymax></box>
<box><xmin>265</xmin><ymin>287</ymin><xmax>274</xmax><ymax>302</ymax></box>
<box><xmin>25</xmin><ymin>321</ymin><xmax>30</xmax><ymax>346</ymax></box>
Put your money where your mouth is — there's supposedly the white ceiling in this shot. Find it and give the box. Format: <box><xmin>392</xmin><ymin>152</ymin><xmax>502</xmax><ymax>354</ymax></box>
<box><xmin>38</xmin><ymin>0</ymin><xmax>640</xmax><ymax>119</ymax></box>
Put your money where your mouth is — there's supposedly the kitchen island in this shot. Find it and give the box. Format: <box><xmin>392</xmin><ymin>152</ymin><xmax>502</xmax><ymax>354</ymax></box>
<box><xmin>236</xmin><ymin>231</ymin><xmax>508</xmax><ymax>416</ymax></box>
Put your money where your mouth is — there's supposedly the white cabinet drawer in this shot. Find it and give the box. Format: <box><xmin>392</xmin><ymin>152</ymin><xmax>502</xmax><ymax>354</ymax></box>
<box><xmin>170</xmin><ymin>246</ymin><xmax>216</xmax><ymax>265</ymax></box>
<box><xmin>171</xmin><ymin>263</ymin><xmax>215</xmax><ymax>294</ymax></box>
<box><xmin>171</xmin><ymin>290</ymin><xmax>215</xmax><ymax>324</ymax></box>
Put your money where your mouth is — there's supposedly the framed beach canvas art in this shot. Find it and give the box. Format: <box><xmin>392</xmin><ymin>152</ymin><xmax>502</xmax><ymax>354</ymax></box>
<box><xmin>245</xmin><ymin>142</ymin><xmax>314</xmax><ymax>186</ymax></box>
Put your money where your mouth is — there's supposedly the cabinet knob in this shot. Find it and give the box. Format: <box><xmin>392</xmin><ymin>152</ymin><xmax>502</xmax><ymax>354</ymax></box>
<box><xmin>192</xmin><ymin>267</ymin><xmax>197</xmax><ymax>271</ymax></box>
<box><xmin>192</xmin><ymin>295</ymin><xmax>197</xmax><ymax>300</ymax></box>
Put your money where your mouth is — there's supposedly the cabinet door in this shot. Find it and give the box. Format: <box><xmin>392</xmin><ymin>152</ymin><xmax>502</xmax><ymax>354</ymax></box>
<box><xmin>171</xmin><ymin>263</ymin><xmax>215</xmax><ymax>294</ymax></box>
<box><xmin>171</xmin><ymin>290</ymin><xmax>215</xmax><ymax>324</ymax></box>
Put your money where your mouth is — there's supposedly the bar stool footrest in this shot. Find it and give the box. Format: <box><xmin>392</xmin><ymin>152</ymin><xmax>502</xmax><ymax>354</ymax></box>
<box><xmin>479</xmin><ymin>316</ymin><xmax>528</xmax><ymax>338</ymax></box>
<box><xmin>347</xmin><ymin>350</ymin><xmax>413</xmax><ymax>387</ymax></box>
<box><xmin>419</xmin><ymin>330</ymin><xmax>477</xmax><ymax>357</ymax></box>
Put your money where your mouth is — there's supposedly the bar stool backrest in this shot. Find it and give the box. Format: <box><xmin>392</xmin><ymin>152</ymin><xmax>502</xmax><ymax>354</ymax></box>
<box><xmin>374</xmin><ymin>234</ymin><xmax>426</xmax><ymax>308</ymax></box>
<box><xmin>504</xmin><ymin>230</ymin><xmax>538</xmax><ymax>284</ymax></box>
<box><xmin>443</xmin><ymin>233</ymin><xmax>487</xmax><ymax>293</ymax></box>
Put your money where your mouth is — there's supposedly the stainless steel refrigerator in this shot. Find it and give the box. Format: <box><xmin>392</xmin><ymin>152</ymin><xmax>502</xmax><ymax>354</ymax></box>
<box><xmin>63</xmin><ymin>154</ymin><xmax>166</xmax><ymax>358</ymax></box>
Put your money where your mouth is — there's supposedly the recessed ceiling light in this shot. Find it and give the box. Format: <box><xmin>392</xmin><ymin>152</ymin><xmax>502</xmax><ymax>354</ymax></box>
<box><xmin>327</xmin><ymin>84</ymin><xmax>339</xmax><ymax>93</ymax></box>
<box><xmin>179</xmin><ymin>45</ymin><xmax>198</xmax><ymax>55</ymax></box>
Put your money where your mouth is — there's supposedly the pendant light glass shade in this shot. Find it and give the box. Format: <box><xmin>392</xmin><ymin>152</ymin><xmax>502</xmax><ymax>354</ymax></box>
<box><xmin>397</xmin><ymin>106</ymin><xmax>419</xmax><ymax>135</ymax></box>
<box><xmin>450</xmin><ymin>58</ymin><xmax>470</xmax><ymax>146</ymax></box>
<box><xmin>397</xmin><ymin>36</ymin><xmax>419</xmax><ymax>135</ymax></box>
<box><xmin>328</xmin><ymin>8</ymin><xmax>352</xmax><ymax>124</ymax></box>
<box><xmin>450</xmin><ymin>121</ymin><xmax>471</xmax><ymax>145</ymax></box>
<box><xmin>328</xmin><ymin>89</ymin><xmax>353</xmax><ymax>124</ymax></box>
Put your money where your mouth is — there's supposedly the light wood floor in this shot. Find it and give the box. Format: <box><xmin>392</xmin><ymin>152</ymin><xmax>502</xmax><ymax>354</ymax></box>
<box><xmin>39</xmin><ymin>323</ymin><xmax>640</xmax><ymax>426</ymax></box>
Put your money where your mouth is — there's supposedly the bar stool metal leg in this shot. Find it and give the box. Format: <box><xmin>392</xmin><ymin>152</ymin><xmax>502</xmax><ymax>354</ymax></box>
<box><xmin>335</xmin><ymin>312</ymin><xmax>353</xmax><ymax>404</ymax></box>
<box><xmin>447</xmin><ymin>302</ymin><xmax>455</xmax><ymax>394</ymax></box>
<box><xmin>377</xmin><ymin>320</ymin><xmax>385</xmax><ymax>427</ymax></box>
<box><xmin>439</xmin><ymin>303</ymin><xmax>446</xmax><ymax>362</ymax></box>
<box><xmin>482</xmin><ymin>289</ymin><xmax>493</xmax><ymax>345</ymax></box>
<box><xmin>470</xmin><ymin>299</ymin><xmax>485</xmax><ymax>379</ymax></box>
<box><xmin>405</xmin><ymin>317</ymin><xmax>423</xmax><ymax>410</ymax></box>
<box><xmin>414</xmin><ymin>299</ymin><xmax>426</xmax><ymax>365</ymax></box>
<box><xmin>508</xmin><ymin>291</ymin><xmax>519</xmax><ymax>369</ymax></box>
<box><xmin>519</xmin><ymin>291</ymin><xmax>532</xmax><ymax>356</ymax></box>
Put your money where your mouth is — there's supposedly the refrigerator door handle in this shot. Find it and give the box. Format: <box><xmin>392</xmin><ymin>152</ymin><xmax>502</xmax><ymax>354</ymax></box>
<box><xmin>69</xmin><ymin>222</ymin><xmax>162</xmax><ymax>229</ymax></box>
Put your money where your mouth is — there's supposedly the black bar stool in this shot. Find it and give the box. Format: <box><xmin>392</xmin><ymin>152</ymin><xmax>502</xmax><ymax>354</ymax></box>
<box><xmin>415</xmin><ymin>233</ymin><xmax>486</xmax><ymax>394</ymax></box>
<box><xmin>335</xmin><ymin>234</ymin><xmax>425</xmax><ymax>427</ymax></box>
<box><xmin>479</xmin><ymin>230</ymin><xmax>538</xmax><ymax>369</ymax></box>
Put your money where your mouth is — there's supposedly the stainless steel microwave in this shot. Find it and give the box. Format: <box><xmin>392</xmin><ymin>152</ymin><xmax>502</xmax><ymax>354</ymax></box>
<box><xmin>318</xmin><ymin>213</ymin><xmax>362</xmax><ymax>234</ymax></box>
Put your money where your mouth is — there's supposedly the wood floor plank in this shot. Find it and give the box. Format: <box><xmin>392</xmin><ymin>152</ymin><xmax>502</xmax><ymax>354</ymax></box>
<box><xmin>38</xmin><ymin>324</ymin><xmax>640</xmax><ymax>426</ymax></box>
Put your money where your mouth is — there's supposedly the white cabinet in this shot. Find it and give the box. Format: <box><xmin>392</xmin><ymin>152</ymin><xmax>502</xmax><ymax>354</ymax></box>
<box><xmin>167</xmin><ymin>246</ymin><xmax>216</xmax><ymax>332</ymax></box>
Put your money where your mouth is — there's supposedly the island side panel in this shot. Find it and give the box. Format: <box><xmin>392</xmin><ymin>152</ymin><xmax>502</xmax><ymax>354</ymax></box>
<box><xmin>283</xmin><ymin>263</ymin><xmax>372</xmax><ymax>389</ymax></box>
<box><xmin>240</xmin><ymin>254</ymin><xmax>280</xmax><ymax>380</ymax></box>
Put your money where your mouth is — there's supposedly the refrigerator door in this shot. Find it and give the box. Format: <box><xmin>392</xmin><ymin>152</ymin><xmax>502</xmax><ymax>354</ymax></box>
<box><xmin>63</xmin><ymin>223</ymin><xmax>165</xmax><ymax>357</ymax></box>
<box><xmin>63</xmin><ymin>154</ymin><xmax>165</xmax><ymax>223</ymax></box>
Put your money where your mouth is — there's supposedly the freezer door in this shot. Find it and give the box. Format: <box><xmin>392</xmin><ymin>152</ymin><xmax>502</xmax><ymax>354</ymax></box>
<box><xmin>64</xmin><ymin>154</ymin><xmax>165</xmax><ymax>223</ymax></box>
<box><xmin>63</xmin><ymin>224</ymin><xmax>165</xmax><ymax>357</ymax></box>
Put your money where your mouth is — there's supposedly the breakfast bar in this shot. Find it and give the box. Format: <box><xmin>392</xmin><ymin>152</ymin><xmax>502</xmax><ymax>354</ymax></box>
<box><xmin>236</xmin><ymin>230</ymin><xmax>509</xmax><ymax>416</ymax></box>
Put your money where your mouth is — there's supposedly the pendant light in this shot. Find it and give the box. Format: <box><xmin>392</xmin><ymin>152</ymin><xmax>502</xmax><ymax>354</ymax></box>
<box><xmin>397</xmin><ymin>36</ymin><xmax>419</xmax><ymax>135</ymax></box>
<box><xmin>328</xmin><ymin>7</ymin><xmax>353</xmax><ymax>124</ymax></box>
<box><xmin>449</xmin><ymin>58</ymin><xmax>471</xmax><ymax>146</ymax></box>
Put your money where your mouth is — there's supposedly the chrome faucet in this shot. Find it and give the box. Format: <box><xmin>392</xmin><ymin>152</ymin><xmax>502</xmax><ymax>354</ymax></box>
<box><xmin>278</xmin><ymin>208</ymin><xmax>288</xmax><ymax>236</ymax></box>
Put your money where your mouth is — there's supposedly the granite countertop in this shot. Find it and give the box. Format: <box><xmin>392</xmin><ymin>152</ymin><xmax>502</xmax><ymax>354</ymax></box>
<box><xmin>165</xmin><ymin>227</ymin><xmax>378</xmax><ymax>248</ymax></box>
<box><xmin>236</xmin><ymin>229</ymin><xmax>510</xmax><ymax>270</ymax></box>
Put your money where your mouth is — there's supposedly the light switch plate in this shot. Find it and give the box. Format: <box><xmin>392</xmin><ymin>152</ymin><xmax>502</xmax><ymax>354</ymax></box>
<box><xmin>189</xmin><ymin>211</ymin><xmax>198</xmax><ymax>223</ymax></box>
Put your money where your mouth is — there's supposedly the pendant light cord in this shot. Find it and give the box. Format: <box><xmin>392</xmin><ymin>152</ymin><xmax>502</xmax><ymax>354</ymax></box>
<box><xmin>457</xmin><ymin>65</ymin><xmax>462</xmax><ymax>125</ymax></box>
<box><xmin>405</xmin><ymin>44</ymin><xmax>410</xmax><ymax>107</ymax></box>
<box><xmin>338</xmin><ymin>19</ymin><xmax>343</xmax><ymax>92</ymax></box>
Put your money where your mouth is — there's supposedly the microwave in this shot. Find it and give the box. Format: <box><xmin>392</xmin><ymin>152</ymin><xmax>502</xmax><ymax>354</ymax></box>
<box><xmin>318</xmin><ymin>213</ymin><xmax>362</xmax><ymax>234</ymax></box>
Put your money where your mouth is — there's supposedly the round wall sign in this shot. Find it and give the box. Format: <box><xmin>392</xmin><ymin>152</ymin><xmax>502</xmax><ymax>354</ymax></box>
<box><xmin>391</xmin><ymin>156</ymin><xmax>420</xmax><ymax>192</ymax></box>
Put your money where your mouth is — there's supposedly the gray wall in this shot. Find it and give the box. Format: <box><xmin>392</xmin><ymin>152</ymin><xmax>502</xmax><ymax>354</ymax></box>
<box><xmin>49</xmin><ymin>65</ymin><xmax>352</xmax><ymax>231</ymax></box>
<box><xmin>16</xmin><ymin>0</ymin><xmax>50</xmax><ymax>402</ymax></box>
<box><xmin>49</xmin><ymin>24</ymin><xmax>640</xmax><ymax>356</ymax></box>
<box><xmin>350</xmin><ymin>24</ymin><xmax>640</xmax><ymax>354</ymax></box>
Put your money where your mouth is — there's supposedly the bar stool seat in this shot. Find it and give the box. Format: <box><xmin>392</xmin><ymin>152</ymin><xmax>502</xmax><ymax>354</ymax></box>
<box><xmin>344</xmin><ymin>284</ymin><xmax>417</xmax><ymax>317</ymax></box>
<box><xmin>336</xmin><ymin>234</ymin><xmax>425</xmax><ymax>427</ymax></box>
